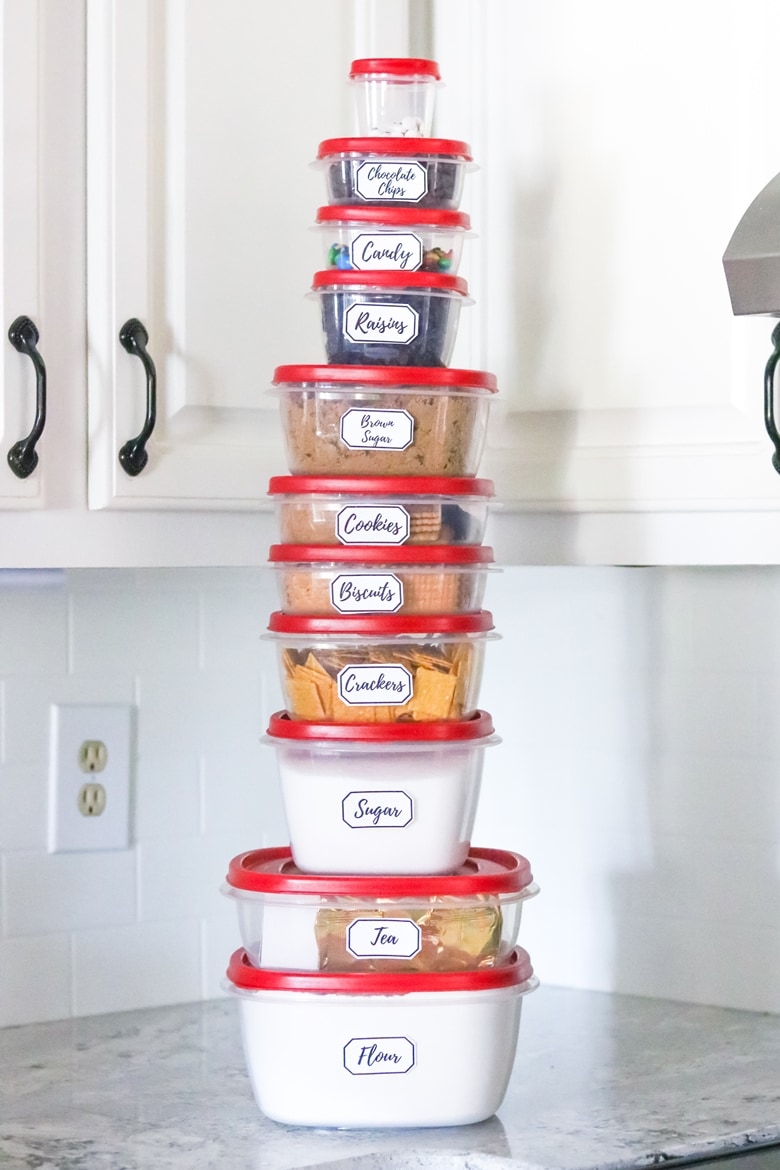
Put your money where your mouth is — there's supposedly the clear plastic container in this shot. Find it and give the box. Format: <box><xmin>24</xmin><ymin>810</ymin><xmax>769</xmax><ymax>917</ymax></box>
<box><xmin>268</xmin><ymin>543</ymin><xmax>496</xmax><ymax>616</ymax></box>
<box><xmin>264</xmin><ymin>709</ymin><xmax>501</xmax><ymax>873</ymax></box>
<box><xmin>272</xmin><ymin>365</ymin><xmax>497</xmax><ymax>477</ymax></box>
<box><xmin>223</xmin><ymin>846</ymin><xmax>538</xmax><ymax>971</ymax></box>
<box><xmin>311</xmin><ymin>270</ymin><xmax>471</xmax><ymax>367</ymax></box>
<box><xmin>265</xmin><ymin>610</ymin><xmax>496</xmax><ymax>724</ymax></box>
<box><xmin>225</xmin><ymin>946</ymin><xmax>538</xmax><ymax>1128</ymax></box>
<box><xmin>315</xmin><ymin>206</ymin><xmax>472</xmax><ymax>274</ymax></box>
<box><xmin>267</xmin><ymin>475</ymin><xmax>494</xmax><ymax>548</ymax></box>
<box><xmin>316</xmin><ymin>137</ymin><xmax>475</xmax><ymax>210</ymax></box>
<box><xmin>349</xmin><ymin>57</ymin><xmax>441</xmax><ymax>137</ymax></box>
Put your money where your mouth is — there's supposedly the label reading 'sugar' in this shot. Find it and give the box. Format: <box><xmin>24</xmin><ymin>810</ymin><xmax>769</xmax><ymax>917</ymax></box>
<box><xmin>341</xmin><ymin>790</ymin><xmax>413</xmax><ymax>828</ymax></box>
<box><xmin>330</xmin><ymin>573</ymin><xmax>403</xmax><ymax>613</ymax></box>
<box><xmin>340</xmin><ymin>408</ymin><xmax>414</xmax><ymax>451</ymax></box>
<box><xmin>336</xmin><ymin>663</ymin><xmax>412</xmax><ymax>706</ymax></box>
<box><xmin>355</xmin><ymin>161</ymin><xmax>427</xmax><ymax>202</ymax></box>
<box><xmin>344</xmin><ymin>302</ymin><xmax>419</xmax><ymax>345</ymax></box>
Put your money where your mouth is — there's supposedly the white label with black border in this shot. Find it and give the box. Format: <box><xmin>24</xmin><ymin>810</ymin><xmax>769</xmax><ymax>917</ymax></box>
<box><xmin>340</xmin><ymin>408</ymin><xmax>414</xmax><ymax>451</ymax></box>
<box><xmin>336</xmin><ymin>505</ymin><xmax>410</xmax><ymax>545</ymax></box>
<box><xmin>336</xmin><ymin>663</ymin><xmax>413</xmax><ymax>706</ymax></box>
<box><xmin>355</xmin><ymin>161</ymin><xmax>427</xmax><ymax>202</ymax></box>
<box><xmin>343</xmin><ymin>302</ymin><xmax>419</xmax><ymax>345</ymax></box>
<box><xmin>350</xmin><ymin>232</ymin><xmax>423</xmax><ymax>271</ymax></box>
<box><xmin>330</xmin><ymin>573</ymin><xmax>403</xmax><ymax>613</ymax></box>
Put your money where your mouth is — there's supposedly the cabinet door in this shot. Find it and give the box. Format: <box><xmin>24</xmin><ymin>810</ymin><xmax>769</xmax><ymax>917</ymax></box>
<box><xmin>86</xmin><ymin>0</ymin><xmax>354</xmax><ymax>510</ymax></box>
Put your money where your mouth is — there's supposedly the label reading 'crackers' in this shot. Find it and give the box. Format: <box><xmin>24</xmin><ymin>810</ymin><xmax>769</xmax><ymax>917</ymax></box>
<box><xmin>337</xmin><ymin>663</ymin><xmax>413</xmax><ymax>706</ymax></box>
<box><xmin>336</xmin><ymin>505</ymin><xmax>410</xmax><ymax>545</ymax></box>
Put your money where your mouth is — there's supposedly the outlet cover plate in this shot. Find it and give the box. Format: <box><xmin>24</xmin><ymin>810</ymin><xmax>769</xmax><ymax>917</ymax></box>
<box><xmin>48</xmin><ymin>704</ymin><xmax>133</xmax><ymax>852</ymax></box>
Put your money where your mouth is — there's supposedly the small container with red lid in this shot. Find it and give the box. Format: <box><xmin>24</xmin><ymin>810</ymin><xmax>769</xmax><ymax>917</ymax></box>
<box><xmin>264</xmin><ymin>709</ymin><xmax>500</xmax><ymax>873</ymax></box>
<box><xmin>225</xmin><ymin>945</ymin><xmax>538</xmax><ymax>1128</ymax></box>
<box><xmin>266</xmin><ymin>610</ymin><xmax>496</xmax><ymax>724</ymax></box>
<box><xmin>268</xmin><ymin>475</ymin><xmax>494</xmax><ymax>547</ymax></box>
<box><xmin>349</xmin><ymin>57</ymin><xmax>442</xmax><ymax>137</ymax></box>
<box><xmin>271</xmin><ymin>364</ymin><xmax>496</xmax><ymax>477</ymax></box>
<box><xmin>310</xmin><ymin>270</ymin><xmax>471</xmax><ymax>366</ymax></box>
<box><xmin>315</xmin><ymin>136</ymin><xmax>475</xmax><ymax>210</ymax></box>
<box><xmin>315</xmin><ymin>206</ymin><xmax>472</xmax><ymax>275</ymax></box>
<box><xmin>222</xmin><ymin>845</ymin><xmax>538</xmax><ymax>971</ymax></box>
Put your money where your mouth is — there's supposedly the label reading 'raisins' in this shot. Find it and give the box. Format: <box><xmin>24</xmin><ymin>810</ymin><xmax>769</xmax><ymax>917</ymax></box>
<box><xmin>330</xmin><ymin>573</ymin><xmax>404</xmax><ymax>613</ymax></box>
<box><xmin>336</xmin><ymin>663</ymin><xmax>413</xmax><ymax>706</ymax></box>
<box><xmin>341</xmin><ymin>790</ymin><xmax>414</xmax><ymax>828</ymax></box>
<box><xmin>343</xmin><ymin>302</ymin><xmax>419</xmax><ymax>345</ymax></box>
<box><xmin>346</xmin><ymin>918</ymin><xmax>422</xmax><ymax>959</ymax></box>
<box><xmin>355</xmin><ymin>161</ymin><xmax>428</xmax><ymax>202</ymax></box>
<box><xmin>336</xmin><ymin>505</ymin><xmax>410</xmax><ymax>545</ymax></box>
<box><xmin>343</xmin><ymin>1036</ymin><xmax>416</xmax><ymax>1075</ymax></box>
<box><xmin>340</xmin><ymin>408</ymin><xmax>414</xmax><ymax>451</ymax></box>
<box><xmin>349</xmin><ymin>233</ymin><xmax>423</xmax><ymax>271</ymax></box>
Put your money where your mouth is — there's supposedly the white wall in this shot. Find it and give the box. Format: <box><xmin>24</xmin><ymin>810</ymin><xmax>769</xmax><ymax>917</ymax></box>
<box><xmin>1</xmin><ymin>564</ymin><xmax>779</xmax><ymax>1026</ymax></box>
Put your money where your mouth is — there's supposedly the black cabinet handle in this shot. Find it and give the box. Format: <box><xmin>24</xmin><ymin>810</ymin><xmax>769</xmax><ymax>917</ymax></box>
<box><xmin>7</xmin><ymin>316</ymin><xmax>46</xmax><ymax>479</ymax></box>
<box><xmin>118</xmin><ymin>318</ymin><xmax>157</xmax><ymax>476</ymax></box>
<box><xmin>764</xmin><ymin>321</ymin><xmax>780</xmax><ymax>475</ymax></box>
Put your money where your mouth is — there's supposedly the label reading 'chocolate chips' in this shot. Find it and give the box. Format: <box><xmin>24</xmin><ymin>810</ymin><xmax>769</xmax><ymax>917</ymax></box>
<box><xmin>340</xmin><ymin>408</ymin><xmax>414</xmax><ymax>451</ymax></box>
<box><xmin>350</xmin><ymin>233</ymin><xmax>423</xmax><ymax>271</ymax></box>
<box><xmin>330</xmin><ymin>573</ymin><xmax>404</xmax><ymax>613</ymax></box>
<box><xmin>336</xmin><ymin>505</ymin><xmax>410</xmax><ymax>545</ymax></box>
<box><xmin>336</xmin><ymin>663</ymin><xmax>413</xmax><ymax>706</ymax></box>
<box><xmin>355</xmin><ymin>161</ymin><xmax>428</xmax><ymax>202</ymax></box>
<box><xmin>343</xmin><ymin>302</ymin><xmax>419</xmax><ymax>345</ymax></box>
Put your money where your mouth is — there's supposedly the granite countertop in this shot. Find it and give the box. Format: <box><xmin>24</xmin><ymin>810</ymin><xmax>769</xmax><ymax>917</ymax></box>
<box><xmin>2</xmin><ymin>985</ymin><xmax>780</xmax><ymax>1170</ymax></box>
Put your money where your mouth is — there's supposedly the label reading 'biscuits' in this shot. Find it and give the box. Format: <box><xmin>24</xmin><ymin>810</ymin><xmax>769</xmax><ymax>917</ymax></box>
<box><xmin>340</xmin><ymin>408</ymin><xmax>414</xmax><ymax>451</ymax></box>
<box><xmin>330</xmin><ymin>573</ymin><xmax>404</xmax><ymax>613</ymax></box>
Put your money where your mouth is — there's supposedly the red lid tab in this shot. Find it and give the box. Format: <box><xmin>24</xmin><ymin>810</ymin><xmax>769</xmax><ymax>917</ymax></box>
<box><xmin>227</xmin><ymin>946</ymin><xmax>535</xmax><ymax>994</ymax></box>
<box><xmin>272</xmin><ymin>365</ymin><xmax>496</xmax><ymax>391</ymax></box>
<box><xmin>266</xmin><ymin>708</ymin><xmax>495</xmax><ymax>742</ymax></box>
<box><xmin>266</xmin><ymin>610</ymin><xmax>494</xmax><ymax>635</ymax></box>
<box><xmin>317</xmin><ymin>137</ymin><xmax>473</xmax><ymax>161</ymax></box>
<box><xmin>267</xmin><ymin>475</ymin><xmax>495</xmax><ymax>497</ymax></box>
<box><xmin>226</xmin><ymin>846</ymin><xmax>533</xmax><ymax>897</ymax></box>
<box><xmin>267</xmin><ymin>544</ymin><xmax>494</xmax><ymax>565</ymax></box>
<box><xmin>315</xmin><ymin>206</ymin><xmax>470</xmax><ymax>230</ymax></box>
<box><xmin>312</xmin><ymin>270</ymin><xmax>467</xmax><ymax>296</ymax></box>
<box><xmin>349</xmin><ymin>58</ymin><xmax>442</xmax><ymax>81</ymax></box>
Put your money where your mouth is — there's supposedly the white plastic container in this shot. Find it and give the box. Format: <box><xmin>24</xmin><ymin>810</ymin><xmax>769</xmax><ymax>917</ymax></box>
<box><xmin>264</xmin><ymin>709</ymin><xmax>500</xmax><ymax>873</ymax></box>
<box><xmin>349</xmin><ymin>57</ymin><xmax>442</xmax><ymax>137</ymax></box>
<box><xmin>222</xmin><ymin>845</ymin><xmax>538</xmax><ymax>971</ymax></box>
<box><xmin>315</xmin><ymin>206</ymin><xmax>472</xmax><ymax>275</ymax></box>
<box><xmin>316</xmin><ymin>137</ymin><xmax>475</xmax><ymax>210</ymax></box>
<box><xmin>225</xmin><ymin>946</ymin><xmax>538</xmax><ymax>1128</ymax></box>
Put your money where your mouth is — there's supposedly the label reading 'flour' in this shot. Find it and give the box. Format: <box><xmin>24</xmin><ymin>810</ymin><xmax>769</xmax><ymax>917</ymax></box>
<box><xmin>330</xmin><ymin>573</ymin><xmax>403</xmax><ymax>614</ymax></box>
<box><xmin>355</xmin><ymin>161</ymin><xmax>428</xmax><ymax>202</ymax></box>
<box><xmin>340</xmin><ymin>408</ymin><xmax>414</xmax><ymax>452</ymax></box>
<box><xmin>336</xmin><ymin>505</ymin><xmax>410</xmax><ymax>545</ymax></box>
<box><xmin>336</xmin><ymin>663</ymin><xmax>412</xmax><ymax>706</ymax></box>
<box><xmin>343</xmin><ymin>1036</ymin><xmax>416</xmax><ymax>1075</ymax></box>
<box><xmin>347</xmin><ymin>917</ymin><xmax>422</xmax><ymax>959</ymax></box>
<box><xmin>349</xmin><ymin>232</ymin><xmax>423</xmax><ymax>271</ymax></box>
<box><xmin>343</xmin><ymin>302</ymin><xmax>419</xmax><ymax>345</ymax></box>
<box><xmin>341</xmin><ymin>790</ymin><xmax>414</xmax><ymax>828</ymax></box>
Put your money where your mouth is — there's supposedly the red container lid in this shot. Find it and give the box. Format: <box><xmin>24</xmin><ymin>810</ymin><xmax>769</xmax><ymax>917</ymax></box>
<box><xmin>318</xmin><ymin>137</ymin><xmax>472</xmax><ymax>161</ymax></box>
<box><xmin>227</xmin><ymin>945</ymin><xmax>534</xmax><ymax>994</ymax></box>
<box><xmin>272</xmin><ymin>364</ymin><xmax>496</xmax><ymax>391</ymax></box>
<box><xmin>349</xmin><ymin>58</ymin><xmax>442</xmax><ymax>81</ymax></box>
<box><xmin>267</xmin><ymin>610</ymin><xmax>494</xmax><ymax>636</ymax></box>
<box><xmin>268</xmin><ymin>544</ymin><xmax>494</xmax><ymax>565</ymax></box>
<box><xmin>226</xmin><ymin>845</ymin><xmax>533</xmax><ymax>897</ymax></box>
<box><xmin>315</xmin><ymin>206</ymin><xmax>470</xmax><ymax>230</ymax></box>
<box><xmin>312</xmin><ymin>270</ymin><xmax>467</xmax><ymax>296</ymax></box>
<box><xmin>267</xmin><ymin>475</ymin><xmax>495</xmax><ymax>497</ymax></box>
<box><xmin>266</xmin><ymin>708</ymin><xmax>495</xmax><ymax>743</ymax></box>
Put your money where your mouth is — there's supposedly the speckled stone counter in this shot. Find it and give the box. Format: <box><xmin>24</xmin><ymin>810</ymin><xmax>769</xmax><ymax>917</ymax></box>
<box><xmin>2</xmin><ymin>985</ymin><xmax>780</xmax><ymax>1170</ymax></box>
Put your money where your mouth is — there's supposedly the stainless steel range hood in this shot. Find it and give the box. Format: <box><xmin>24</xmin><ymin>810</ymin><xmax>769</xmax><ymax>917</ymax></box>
<box><xmin>723</xmin><ymin>170</ymin><xmax>780</xmax><ymax>316</ymax></box>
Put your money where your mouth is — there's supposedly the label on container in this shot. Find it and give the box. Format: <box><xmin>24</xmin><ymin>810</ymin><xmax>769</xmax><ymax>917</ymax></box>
<box><xmin>340</xmin><ymin>408</ymin><xmax>414</xmax><ymax>452</ymax></box>
<box><xmin>347</xmin><ymin>917</ymin><xmax>422</xmax><ymax>959</ymax></box>
<box><xmin>343</xmin><ymin>302</ymin><xmax>419</xmax><ymax>346</ymax></box>
<box><xmin>349</xmin><ymin>232</ymin><xmax>423</xmax><ymax>272</ymax></box>
<box><xmin>355</xmin><ymin>160</ymin><xmax>427</xmax><ymax>203</ymax></box>
<box><xmin>330</xmin><ymin>573</ymin><xmax>404</xmax><ymax>614</ymax></box>
<box><xmin>343</xmin><ymin>1036</ymin><xmax>416</xmax><ymax>1075</ymax></box>
<box><xmin>337</xmin><ymin>663</ymin><xmax>413</xmax><ymax>706</ymax></box>
<box><xmin>341</xmin><ymin>790</ymin><xmax>414</xmax><ymax>828</ymax></box>
<box><xmin>336</xmin><ymin>505</ymin><xmax>410</xmax><ymax>545</ymax></box>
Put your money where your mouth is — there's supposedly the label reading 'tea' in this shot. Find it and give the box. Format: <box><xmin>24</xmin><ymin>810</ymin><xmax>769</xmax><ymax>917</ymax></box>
<box><xmin>336</xmin><ymin>663</ymin><xmax>413</xmax><ymax>706</ymax></box>
<box><xmin>355</xmin><ymin>161</ymin><xmax>428</xmax><ymax>203</ymax></box>
<box><xmin>347</xmin><ymin>917</ymin><xmax>422</xmax><ymax>959</ymax></box>
<box><xmin>336</xmin><ymin>505</ymin><xmax>410</xmax><ymax>545</ymax></box>
<box><xmin>343</xmin><ymin>302</ymin><xmax>419</xmax><ymax>345</ymax></box>
<box><xmin>349</xmin><ymin>232</ymin><xmax>423</xmax><ymax>271</ymax></box>
<box><xmin>341</xmin><ymin>790</ymin><xmax>414</xmax><ymax>828</ymax></box>
<box><xmin>343</xmin><ymin>1036</ymin><xmax>416</xmax><ymax>1075</ymax></box>
<box><xmin>340</xmin><ymin>408</ymin><xmax>414</xmax><ymax>451</ymax></box>
<box><xmin>330</xmin><ymin>573</ymin><xmax>403</xmax><ymax>614</ymax></box>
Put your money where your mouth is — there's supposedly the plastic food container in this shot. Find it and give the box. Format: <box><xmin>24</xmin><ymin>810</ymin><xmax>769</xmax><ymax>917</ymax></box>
<box><xmin>272</xmin><ymin>364</ymin><xmax>497</xmax><ymax>477</ymax></box>
<box><xmin>268</xmin><ymin>475</ymin><xmax>494</xmax><ymax>548</ymax></box>
<box><xmin>268</xmin><ymin>543</ymin><xmax>495</xmax><ymax>617</ymax></box>
<box><xmin>349</xmin><ymin>57</ymin><xmax>441</xmax><ymax>137</ymax></box>
<box><xmin>223</xmin><ymin>846</ymin><xmax>538</xmax><ymax>971</ymax></box>
<box><xmin>315</xmin><ymin>206</ymin><xmax>472</xmax><ymax>274</ymax></box>
<box><xmin>225</xmin><ymin>946</ymin><xmax>538</xmax><ymax>1129</ymax></box>
<box><xmin>316</xmin><ymin>137</ymin><xmax>475</xmax><ymax>210</ymax></box>
<box><xmin>264</xmin><ymin>709</ymin><xmax>500</xmax><ymax>873</ymax></box>
<box><xmin>311</xmin><ymin>271</ymin><xmax>471</xmax><ymax>367</ymax></box>
<box><xmin>266</xmin><ymin>610</ymin><xmax>496</xmax><ymax>724</ymax></box>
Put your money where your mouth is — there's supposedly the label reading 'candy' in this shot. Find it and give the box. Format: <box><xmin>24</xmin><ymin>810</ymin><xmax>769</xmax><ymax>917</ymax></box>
<box><xmin>355</xmin><ymin>161</ymin><xmax>428</xmax><ymax>203</ymax></box>
<box><xmin>336</xmin><ymin>505</ymin><xmax>410</xmax><ymax>545</ymax></box>
<box><xmin>343</xmin><ymin>1036</ymin><xmax>416</xmax><ymax>1075</ymax></box>
<box><xmin>340</xmin><ymin>408</ymin><xmax>414</xmax><ymax>451</ymax></box>
<box><xmin>343</xmin><ymin>302</ymin><xmax>419</xmax><ymax>345</ymax></box>
<box><xmin>330</xmin><ymin>573</ymin><xmax>403</xmax><ymax>613</ymax></box>
<box><xmin>341</xmin><ymin>790</ymin><xmax>414</xmax><ymax>828</ymax></box>
<box><xmin>350</xmin><ymin>232</ymin><xmax>423</xmax><ymax>271</ymax></box>
<box><xmin>347</xmin><ymin>917</ymin><xmax>422</xmax><ymax>959</ymax></box>
<box><xmin>336</xmin><ymin>663</ymin><xmax>413</xmax><ymax>706</ymax></box>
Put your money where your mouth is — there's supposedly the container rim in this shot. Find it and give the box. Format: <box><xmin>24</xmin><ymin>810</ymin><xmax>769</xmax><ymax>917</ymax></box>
<box><xmin>264</xmin><ymin>707</ymin><xmax>496</xmax><ymax>742</ymax></box>
<box><xmin>314</xmin><ymin>205</ymin><xmax>470</xmax><ymax>229</ymax></box>
<box><xmin>311</xmin><ymin>270</ymin><xmax>468</xmax><ymax>295</ymax></box>
<box><xmin>349</xmin><ymin>57</ymin><xmax>442</xmax><ymax>81</ymax></box>
<box><xmin>267</xmin><ymin>475</ymin><xmax>495</xmax><ymax>496</ymax></box>
<box><xmin>267</xmin><ymin>543</ymin><xmax>495</xmax><ymax>565</ymax></box>
<box><xmin>317</xmin><ymin>136</ymin><xmax>473</xmax><ymax>160</ymax></box>
<box><xmin>271</xmin><ymin>364</ymin><xmax>496</xmax><ymax>391</ymax></box>
<box><xmin>266</xmin><ymin>609</ymin><xmax>494</xmax><ymax>635</ymax></box>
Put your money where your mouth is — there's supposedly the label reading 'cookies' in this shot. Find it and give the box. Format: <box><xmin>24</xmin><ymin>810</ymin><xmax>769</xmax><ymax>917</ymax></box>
<box><xmin>355</xmin><ymin>161</ymin><xmax>427</xmax><ymax>202</ymax></box>
<box><xmin>340</xmin><ymin>408</ymin><xmax>414</xmax><ymax>451</ymax></box>
<box><xmin>330</xmin><ymin>573</ymin><xmax>403</xmax><ymax>613</ymax></box>
<box><xmin>336</xmin><ymin>505</ymin><xmax>410</xmax><ymax>545</ymax></box>
<box><xmin>347</xmin><ymin>918</ymin><xmax>422</xmax><ymax>959</ymax></box>
<box><xmin>341</xmin><ymin>790</ymin><xmax>414</xmax><ymax>828</ymax></box>
<box><xmin>349</xmin><ymin>232</ymin><xmax>423</xmax><ymax>271</ymax></box>
<box><xmin>343</xmin><ymin>302</ymin><xmax>419</xmax><ymax>345</ymax></box>
<box><xmin>343</xmin><ymin>1036</ymin><xmax>416</xmax><ymax>1075</ymax></box>
<box><xmin>336</xmin><ymin>663</ymin><xmax>413</xmax><ymax>706</ymax></box>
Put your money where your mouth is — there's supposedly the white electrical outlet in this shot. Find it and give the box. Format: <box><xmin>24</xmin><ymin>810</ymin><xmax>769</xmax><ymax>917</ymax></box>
<box><xmin>48</xmin><ymin>704</ymin><xmax>133</xmax><ymax>852</ymax></box>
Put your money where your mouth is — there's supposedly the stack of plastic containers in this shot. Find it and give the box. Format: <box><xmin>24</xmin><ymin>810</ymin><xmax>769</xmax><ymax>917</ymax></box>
<box><xmin>223</xmin><ymin>58</ymin><xmax>540</xmax><ymax>1130</ymax></box>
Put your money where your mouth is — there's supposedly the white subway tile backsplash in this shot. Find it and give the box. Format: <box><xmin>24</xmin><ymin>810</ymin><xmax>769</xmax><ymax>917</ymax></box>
<box><xmin>3</xmin><ymin>850</ymin><xmax>137</xmax><ymax>936</ymax></box>
<box><xmin>133</xmin><ymin>750</ymin><xmax>203</xmax><ymax>841</ymax></box>
<box><xmin>0</xmin><ymin>765</ymin><xmax>48</xmax><ymax>851</ymax></box>
<box><xmin>72</xmin><ymin>920</ymin><xmax>202</xmax><ymax>1016</ymax></box>
<box><xmin>0</xmin><ymin>934</ymin><xmax>71</xmax><ymax>1026</ymax></box>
